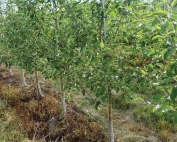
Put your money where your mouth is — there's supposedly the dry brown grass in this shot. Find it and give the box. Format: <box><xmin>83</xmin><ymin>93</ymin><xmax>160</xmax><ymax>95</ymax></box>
<box><xmin>0</xmin><ymin>69</ymin><xmax>108</xmax><ymax>142</ymax></box>
<box><xmin>159</xmin><ymin>129</ymin><xmax>171</xmax><ymax>142</ymax></box>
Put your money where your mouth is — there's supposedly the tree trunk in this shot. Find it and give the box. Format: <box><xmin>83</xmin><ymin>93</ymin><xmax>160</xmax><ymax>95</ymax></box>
<box><xmin>9</xmin><ymin>68</ymin><xmax>13</xmax><ymax>75</ymax></box>
<box><xmin>52</xmin><ymin>0</ymin><xmax>66</xmax><ymax>116</ymax></box>
<box><xmin>60</xmin><ymin>76</ymin><xmax>66</xmax><ymax>116</ymax></box>
<box><xmin>8</xmin><ymin>62</ymin><xmax>13</xmax><ymax>76</ymax></box>
<box><xmin>35</xmin><ymin>70</ymin><xmax>44</xmax><ymax>98</ymax></box>
<box><xmin>108</xmin><ymin>102</ymin><xmax>114</xmax><ymax>142</ymax></box>
<box><xmin>20</xmin><ymin>69</ymin><xmax>27</xmax><ymax>86</ymax></box>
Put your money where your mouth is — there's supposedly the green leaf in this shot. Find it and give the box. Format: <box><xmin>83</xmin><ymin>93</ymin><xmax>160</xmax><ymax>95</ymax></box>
<box><xmin>148</xmin><ymin>64</ymin><xmax>154</xmax><ymax>69</ymax></box>
<box><xmin>170</xmin><ymin>63</ymin><xmax>176</xmax><ymax>74</ymax></box>
<box><xmin>159</xmin><ymin>82</ymin><xmax>168</xmax><ymax>86</ymax></box>
<box><xmin>159</xmin><ymin>79</ymin><xmax>169</xmax><ymax>86</ymax></box>
<box><xmin>85</xmin><ymin>97</ymin><xmax>94</xmax><ymax>105</ymax></box>
<box><xmin>124</xmin><ymin>37</ymin><xmax>129</xmax><ymax>43</ymax></box>
<box><xmin>172</xmin><ymin>13</ymin><xmax>177</xmax><ymax>20</ymax></box>
<box><xmin>95</xmin><ymin>101</ymin><xmax>100</xmax><ymax>110</ymax></box>
<box><xmin>140</xmin><ymin>69</ymin><xmax>147</xmax><ymax>75</ymax></box>
<box><xmin>81</xmin><ymin>47</ymin><xmax>86</xmax><ymax>54</ymax></box>
<box><xmin>110</xmin><ymin>11</ymin><xmax>116</xmax><ymax>17</ymax></box>
<box><xmin>156</xmin><ymin>63</ymin><xmax>164</xmax><ymax>69</ymax></box>
<box><xmin>133</xmin><ymin>97</ymin><xmax>144</xmax><ymax>103</ymax></box>
<box><xmin>162</xmin><ymin>21</ymin><xmax>169</xmax><ymax>31</ymax></box>
<box><xmin>103</xmin><ymin>47</ymin><xmax>111</xmax><ymax>51</ymax></box>
<box><xmin>66</xmin><ymin>93</ymin><xmax>71</xmax><ymax>103</ymax></box>
<box><xmin>152</xmin><ymin>106</ymin><xmax>157</xmax><ymax>112</ymax></box>
<box><xmin>172</xmin><ymin>0</ymin><xmax>177</xmax><ymax>8</ymax></box>
<box><xmin>170</xmin><ymin>87</ymin><xmax>177</xmax><ymax>104</ymax></box>
<box><xmin>164</xmin><ymin>48</ymin><xmax>174</xmax><ymax>60</ymax></box>
<box><xmin>102</xmin><ymin>95</ymin><xmax>107</xmax><ymax>102</ymax></box>
<box><xmin>152</xmin><ymin>18</ymin><xmax>158</xmax><ymax>26</ymax></box>
<box><xmin>147</xmin><ymin>49</ymin><xmax>155</xmax><ymax>56</ymax></box>
<box><xmin>82</xmin><ymin>89</ymin><xmax>86</xmax><ymax>96</ymax></box>
<box><xmin>89</xmin><ymin>54</ymin><xmax>92</xmax><ymax>61</ymax></box>
<box><xmin>152</xmin><ymin>35</ymin><xmax>165</xmax><ymax>41</ymax></box>
<box><xmin>100</xmin><ymin>42</ymin><xmax>104</xmax><ymax>48</ymax></box>
<box><xmin>125</xmin><ymin>0</ymin><xmax>131</xmax><ymax>5</ymax></box>
<box><xmin>96</xmin><ymin>91</ymin><xmax>101</xmax><ymax>98</ymax></box>
<box><xmin>99</xmin><ymin>72</ymin><xmax>104</xmax><ymax>78</ymax></box>
<box><xmin>153</xmin><ymin>95</ymin><xmax>163</xmax><ymax>102</ymax></box>
<box><xmin>78</xmin><ymin>101</ymin><xmax>85</xmax><ymax>109</ymax></box>
<box><xmin>174</xmin><ymin>112</ymin><xmax>177</xmax><ymax>124</ymax></box>
<box><xmin>150</xmin><ymin>10</ymin><xmax>168</xmax><ymax>16</ymax></box>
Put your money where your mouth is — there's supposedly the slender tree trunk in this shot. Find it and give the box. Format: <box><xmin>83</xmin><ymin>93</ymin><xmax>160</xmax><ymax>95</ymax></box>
<box><xmin>9</xmin><ymin>68</ymin><xmax>13</xmax><ymax>75</ymax></box>
<box><xmin>101</xmin><ymin>0</ymin><xmax>114</xmax><ymax>140</ymax></box>
<box><xmin>8</xmin><ymin>64</ymin><xmax>13</xmax><ymax>76</ymax></box>
<box><xmin>52</xmin><ymin>0</ymin><xmax>67</xmax><ymax>116</ymax></box>
<box><xmin>108</xmin><ymin>102</ymin><xmax>114</xmax><ymax>142</ymax></box>
<box><xmin>60</xmin><ymin>76</ymin><xmax>66</xmax><ymax>116</ymax></box>
<box><xmin>20</xmin><ymin>69</ymin><xmax>27</xmax><ymax>86</ymax></box>
<box><xmin>35</xmin><ymin>70</ymin><xmax>44</xmax><ymax>98</ymax></box>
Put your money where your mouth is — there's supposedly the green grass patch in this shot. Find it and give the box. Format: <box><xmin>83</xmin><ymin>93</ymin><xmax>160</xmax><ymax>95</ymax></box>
<box><xmin>133</xmin><ymin>105</ymin><xmax>177</xmax><ymax>141</ymax></box>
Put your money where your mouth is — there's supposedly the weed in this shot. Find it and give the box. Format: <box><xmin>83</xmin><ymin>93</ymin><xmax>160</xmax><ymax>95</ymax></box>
<box><xmin>159</xmin><ymin>129</ymin><xmax>171</xmax><ymax>141</ymax></box>
<box><xmin>0</xmin><ymin>108</ymin><xmax>27</xmax><ymax>142</ymax></box>
<box><xmin>157</xmin><ymin>119</ymin><xmax>172</xmax><ymax>130</ymax></box>
<box><xmin>113</xmin><ymin>96</ymin><xmax>136</xmax><ymax>110</ymax></box>
<box><xmin>133</xmin><ymin>105</ymin><xmax>177</xmax><ymax>141</ymax></box>
<box><xmin>0</xmin><ymin>85</ymin><xmax>23</xmax><ymax>107</ymax></box>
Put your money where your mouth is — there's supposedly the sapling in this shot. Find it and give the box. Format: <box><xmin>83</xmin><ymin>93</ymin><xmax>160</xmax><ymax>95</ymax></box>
<box><xmin>108</xmin><ymin>87</ymin><xmax>114</xmax><ymax>142</ymax></box>
<box><xmin>102</xmin><ymin>0</ymin><xmax>114</xmax><ymax>141</ymax></box>
<box><xmin>60</xmin><ymin>76</ymin><xmax>66</xmax><ymax>116</ymax></box>
<box><xmin>35</xmin><ymin>70</ymin><xmax>44</xmax><ymax>98</ymax></box>
<box><xmin>52</xmin><ymin>0</ymin><xmax>67</xmax><ymax>116</ymax></box>
<box><xmin>20</xmin><ymin>69</ymin><xmax>27</xmax><ymax>86</ymax></box>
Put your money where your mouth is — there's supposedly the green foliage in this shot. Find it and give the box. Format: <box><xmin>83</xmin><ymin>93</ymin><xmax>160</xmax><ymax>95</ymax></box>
<box><xmin>0</xmin><ymin>0</ymin><xmax>177</xmax><ymax>131</ymax></box>
<box><xmin>113</xmin><ymin>95</ymin><xmax>137</xmax><ymax>110</ymax></box>
<box><xmin>133</xmin><ymin>106</ymin><xmax>177</xmax><ymax>132</ymax></box>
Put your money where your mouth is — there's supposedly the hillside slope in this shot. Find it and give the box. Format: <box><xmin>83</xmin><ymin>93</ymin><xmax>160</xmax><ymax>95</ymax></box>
<box><xmin>0</xmin><ymin>67</ymin><xmax>107</xmax><ymax>142</ymax></box>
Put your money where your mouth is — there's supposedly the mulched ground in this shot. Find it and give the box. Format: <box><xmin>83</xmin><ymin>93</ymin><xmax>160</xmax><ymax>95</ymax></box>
<box><xmin>0</xmin><ymin>67</ymin><xmax>108</xmax><ymax>142</ymax></box>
